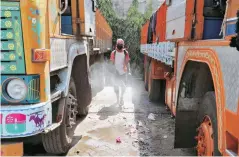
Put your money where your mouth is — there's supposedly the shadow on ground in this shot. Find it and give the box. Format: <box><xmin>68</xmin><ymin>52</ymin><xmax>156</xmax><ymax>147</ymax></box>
<box><xmin>97</xmin><ymin>102</ymin><xmax>122</xmax><ymax>120</ymax></box>
<box><xmin>23</xmin><ymin>61</ymin><xmax>196</xmax><ymax>156</ymax></box>
<box><xmin>131</xmin><ymin>78</ymin><xmax>196</xmax><ymax>156</ymax></box>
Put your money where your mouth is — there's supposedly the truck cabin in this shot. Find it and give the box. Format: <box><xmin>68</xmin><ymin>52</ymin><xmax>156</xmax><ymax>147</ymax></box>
<box><xmin>202</xmin><ymin>0</ymin><xmax>227</xmax><ymax>40</ymax></box>
<box><xmin>61</xmin><ymin>0</ymin><xmax>73</xmax><ymax>35</ymax></box>
<box><xmin>58</xmin><ymin>0</ymin><xmax>96</xmax><ymax>36</ymax></box>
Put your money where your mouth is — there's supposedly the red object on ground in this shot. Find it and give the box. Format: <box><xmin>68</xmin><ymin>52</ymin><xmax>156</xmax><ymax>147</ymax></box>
<box><xmin>116</xmin><ymin>137</ymin><xmax>121</xmax><ymax>143</ymax></box>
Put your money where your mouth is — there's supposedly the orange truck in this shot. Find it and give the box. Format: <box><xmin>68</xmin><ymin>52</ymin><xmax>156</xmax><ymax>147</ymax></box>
<box><xmin>141</xmin><ymin>0</ymin><xmax>239</xmax><ymax>156</ymax></box>
<box><xmin>0</xmin><ymin>0</ymin><xmax>112</xmax><ymax>155</ymax></box>
<box><xmin>91</xmin><ymin>8</ymin><xmax>112</xmax><ymax>64</ymax></box>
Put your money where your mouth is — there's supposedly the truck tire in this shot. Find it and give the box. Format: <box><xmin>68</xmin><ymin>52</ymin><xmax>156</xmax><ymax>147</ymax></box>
<box><xmin>42</xmin><ymin>78</ymin><xmax>77</xmax><ymax>154</ymax></box>
<box><xmin>196</xmin><ymin>92</ymin><xmax>221</xmax><ymax>156</ymax></box>
<box><xmin>142</xmin><ymin>66</ymin><xmax>145</xmax><ymax>81</ymax></box>
<box><xmin>72</xmin><ymin>55</ymin><xmax>92</xmax><ymax>117</ymax></box>
<box><xmin>144</xmin><ymin>61</ymin><xmax>150</xmax><ymax>91</ymax></box>
<box><xmin>76</xmin><ymin>75</ymin><xmax>91</xmax><ymax>117</ymax></box>
<box><xmin>204</xmin><ymin>0</ymin><xmax>213</xmax><ymax>7</ymax></box>
<box><xmin>160</xmin><ymin>80</ymin><xmax>166</xmax><ymax>103</ymax></box>
<box><xmin>148</xmin><ymin>63</ymin><xmax>161</xmax><ymax>102</ymax></box>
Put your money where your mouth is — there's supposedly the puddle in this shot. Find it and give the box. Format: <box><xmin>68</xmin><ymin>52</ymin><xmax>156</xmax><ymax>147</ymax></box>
<box><xmin>87</xmin><ymin>127</ymin><xmax>125</xmax><ymax>142</ymax></box>
<box><xmin>68</xmin><ymin>126</ymin><xmax>138</xmax><ymax>156</ymax></box>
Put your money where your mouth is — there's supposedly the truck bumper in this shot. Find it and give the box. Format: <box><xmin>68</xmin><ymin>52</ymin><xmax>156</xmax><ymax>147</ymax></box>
<box><xmin>0</xmin><ymin>142</ymin><xmax>23</xmax><ymax>156</ymax></box>
<box><xmin>0</xmin><ymin>102</ymin><xmax>52</xmax><ymax>138</ymax></box>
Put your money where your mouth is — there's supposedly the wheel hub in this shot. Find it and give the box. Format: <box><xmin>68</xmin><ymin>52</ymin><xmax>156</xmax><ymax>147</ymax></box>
<box><xmin>66</xmin><ymin>93</ymin><xmax>78</xmax><ymax>129</ymax></box>
<box><xmin>195</xmin><ymin>116</ymin><xmax>214</xmax><ymax>156</ymax></box>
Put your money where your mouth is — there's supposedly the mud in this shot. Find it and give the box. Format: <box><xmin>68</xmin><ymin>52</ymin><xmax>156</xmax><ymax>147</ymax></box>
<box><xmin>24</xmin><ymin>76</ymin><xmax>196</xmax><ymax>156</ymax></box>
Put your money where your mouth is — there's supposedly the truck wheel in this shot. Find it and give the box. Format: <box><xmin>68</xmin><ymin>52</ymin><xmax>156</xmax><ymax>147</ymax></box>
<box><xmin>144</xmin><ymin>61</ymin><xmax>149</xmax><ymax>91</ymax></box>
<box><xmin>72</xmin><ymin>55</ymin><xmax>92</xmax><ymax>117</ymax></box>
<box><xmin>196</xmin><ymin>92</ymin><xmax>221</xmax><ymax>156</ymax></box>
<box><xmin>76</xmin><ymin>75</ymin><xmax>91</xmax><ymax>117</ymax></box>
<box><xmin>142</xmin><ymin>66</ymin><xmax>145</xmax><ymax>81</ymax></box>
<box><xmin>42</xmin><ymin>78</ymin><xmax>78</xmax><ymax>154</ymax></box>
<box><xmin>78</xmin><ymin>106</ymin><xmax>89</xmax><ymax>116</ymax></box>
<box><xmin>160</xmin><ymin>80</ymin><xmax>166</xmax><ymax>103</ymax></box>
<box><xmin>148</xmin><ymin>63</ymin><xmax>160</xmax><ymax>102</ymax></box>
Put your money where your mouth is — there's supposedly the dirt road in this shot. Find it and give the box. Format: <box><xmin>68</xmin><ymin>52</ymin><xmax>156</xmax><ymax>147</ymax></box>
<box><xmin>66</xmin><ymin>78</ymin><xmax>195</xmax><ymax>156</ymax></box>
<box><xmin>24</xmin><ymin>77</ymin><xmax>195</xmax><ymax>156</ymax></box>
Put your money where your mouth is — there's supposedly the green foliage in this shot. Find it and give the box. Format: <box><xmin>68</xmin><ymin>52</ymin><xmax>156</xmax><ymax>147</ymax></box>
<box><xmin>144</xmin><ymin>0</ymin><xmax>153</xmax><ymax>20</ymax></box>
<box><xmin>97</xmin><ymin>0</ymin><xmax>153</xmax><ymax>74</ymax></box>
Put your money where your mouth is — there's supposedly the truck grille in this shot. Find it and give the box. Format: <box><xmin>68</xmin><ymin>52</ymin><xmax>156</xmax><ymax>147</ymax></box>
<box><xmin>0</xmin><ymin>1</ymin><xmax>25</xmax><ymax>74</ymax></box>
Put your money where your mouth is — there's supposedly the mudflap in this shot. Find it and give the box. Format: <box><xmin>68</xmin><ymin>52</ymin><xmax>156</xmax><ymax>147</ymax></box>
<box><xmin>174</xmin><ymin>111</ymin><xmax>198</xmax><ymax>148</ymax></box>
<box><xmin>0</xmin><ymin>142</ymin><xmax>23</xmax><ymax>156</ymax></box>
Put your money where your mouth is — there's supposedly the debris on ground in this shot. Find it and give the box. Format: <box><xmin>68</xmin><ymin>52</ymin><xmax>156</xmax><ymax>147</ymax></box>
<box><xmin>116</xmin><ymin>137</ymin><xmax>121</xmax><ymax>143</ymax></box>
<box><xmin>24</xmin><ymin>77</ymin><xmax>195</xmax><ymax>156</ymax></box>
<box><xmin>145</xmin><ymin>128</ymin><xmax>150</xmax><ymax>133</ymax></box>
<box><xmin>134</xmin><ymin>137</ymin><xmax>149</xmax><ymax>146</ymax></box>
<box><xmin>148</xmin><ymin>113</ymin><xmax>156</xmax><ymax>120</ymax></box>
<box><xmin>163</xmin><ymin>135</ymin><xmax>168</xmax><ymax>139</ymax></box>
<box><xmin>137</xmin><ymin>120</ymin><xmax>143</xmax><ymax>127</ymax></box>
<box><xmin>139</xmin><ymin>130</ymin><xmax>145</xmax><ymax>134</ymax></box>
<box><xmin>139</xmin><ymin>138</ymin><xmax>144</xmax><ymax>142</ymax></box>
<box><xmin>130</xmin><ymin>128</ymin><xmax>136</xmax><ymax>133</ymax></box>
<box><xmin>132</xmin><ymin>141</ymin><xmax>138</xmax><ymax>148</ymax></box>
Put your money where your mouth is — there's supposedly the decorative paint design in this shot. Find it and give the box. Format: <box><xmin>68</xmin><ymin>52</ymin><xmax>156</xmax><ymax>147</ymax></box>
<box><xmin>29</xmin><ymin>112</ymin><xmax>46</xmax><ymax>127</ymax></box>
<box><xmin>5</xmin><ymin>114</ymin><xmax>26</xmax><ymax>134</ymax></box>
<box><xmin>9</xmin><ymin>54</ymin><xmax>16</xmax><ymax>60</ymax></box>
<box><xmin>50</xmin><ymin>0</ymin><xmax>58</xmax><ymax>24</ymax></box>
<box><xmin>10</xmin><ymin>65</ymin><xmax>17</xmax><ymax>71</ymax></box>
<box><xmin>4</xmin><ymin>11</ymin><xmax>12</xmax><ymax>17</ymax></box>
<box><xmin>5</xmin><ymin>21</ymin><xmax>12</xmax><ymax>28</ymax></box>
<box><xmin>27</xmin><ymin>78</ymin><xmax>40</xmax><ymax>101</ymax></box>
<box><xmin>1</xmin><ymin>102</ymin><xmax>52</xmax><ymax>138</ymax></box>
<box><xmin>8</xmin><ymin>43</ymin><xmax>14</xmax><ymax>50</ymax></box>
<box><xmin>1</xmin><ymin>30</ymin><xmax>14</xmax><ymax>40</ymax></box>
<box><xmin>14</xmin><ymin>16</ymin><xmax>23</xmax><ymax>57</ymax></box>
<box><xmin>180</xmin><ymin>49</ymin><xmax>225</xmax><ymax>151</ymax></box>
<box><xmin>0</xmin><ymin>5</ymin><xmax>26</xmax><ymax>74</ymax></box>
<box><xmin>0</xmin><ymin>114</ymin><xmax>2</xmax><ymax>134</ymax></box>
<box><xmin>28</xmin><ymin>8</ymin><xmax>43</xmax><ymax>45</ymax></box>
<box><xmin>6</xmin><ymin>32</ymin><xmax>13</xmax><ymax>39</ymax></box>
<box><xmin>1</xmin><ymin>65</ymin><xmax>5</xmax><ymax>72</ymax></box>
<box><xmin>140</xmin><ymin>42</ymin><xmax>176</xmax><ymax>66</ymax></box>
<box><xmin>0</xmin><ymin>1</ymin><xmax>19</xmax><ymax>11</ymax></box>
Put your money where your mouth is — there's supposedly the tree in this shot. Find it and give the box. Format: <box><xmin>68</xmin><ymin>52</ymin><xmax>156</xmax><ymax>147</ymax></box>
<box><xmin>144</xmin><ymin>0</ymin><xmax>153</xmax><ymax>20</ymax></box>
<box><xmin>97</xmin><ymin>0</ymin><xmax>152</xmax><ymax>75</ymax></box>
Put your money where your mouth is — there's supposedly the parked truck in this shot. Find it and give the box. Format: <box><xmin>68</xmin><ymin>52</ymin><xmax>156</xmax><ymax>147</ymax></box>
<box><xmin>141</xmin><ymin>0</ymin><xmax>239</xmax><ymax>156</ymax></box>
<box><xmin>0</xmin><ymin>0</ymin><xmax>112</xmax><ymax>155</ymax></box>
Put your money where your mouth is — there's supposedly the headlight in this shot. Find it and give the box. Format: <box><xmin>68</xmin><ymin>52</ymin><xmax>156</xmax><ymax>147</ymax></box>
<box><xmin>7</xmin><ymin>78</ymin><xmax>27</xmax><ymax>100</ymax></box>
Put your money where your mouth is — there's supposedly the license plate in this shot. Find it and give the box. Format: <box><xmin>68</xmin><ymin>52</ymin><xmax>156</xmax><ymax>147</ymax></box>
<box><xmin>0</xmin><ymin>142</ymin><xmax>23</xmax><ymax>156</ymax></box>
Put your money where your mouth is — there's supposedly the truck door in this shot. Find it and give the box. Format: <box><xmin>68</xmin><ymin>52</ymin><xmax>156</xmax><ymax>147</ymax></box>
<box><xmin>165</xmin><ymin>0</ymin><xmax>204</xmax><ymax>41</ymax></box>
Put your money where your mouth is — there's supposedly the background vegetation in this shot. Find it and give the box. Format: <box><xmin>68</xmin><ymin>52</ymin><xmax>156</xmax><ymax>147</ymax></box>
<box><xmin>96</xmin><ymin>0</ymin><xmax>153</xmax><ymax>75</ymax></box>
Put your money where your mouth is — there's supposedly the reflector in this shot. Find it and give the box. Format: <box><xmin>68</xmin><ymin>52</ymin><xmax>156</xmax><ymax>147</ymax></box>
<box><xmin>32</xmin><ymin>49</ymin><xmax>50</xmax><ymax>62</ymax></box>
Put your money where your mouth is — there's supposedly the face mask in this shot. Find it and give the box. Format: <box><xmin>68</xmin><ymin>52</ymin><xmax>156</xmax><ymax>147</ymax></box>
<box><xmin>117</xmin><ymin>44</ymin><xmax>123</xmax><ymax>50</ymax></box>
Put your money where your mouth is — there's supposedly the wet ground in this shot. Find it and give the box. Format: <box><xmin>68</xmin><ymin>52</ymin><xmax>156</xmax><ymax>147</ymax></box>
<box><xmin>24</xmin><ymin>66</ymin><xmax>196</xmax><ymax>155</ymax></box>
<box><xmin>65</xmin><ymin>79</ymin><xmax>195</xmax><ymax>156</ymax></box>
<box><xmin>25</xmin><ymin>60</ymin><xmax>196</xmax><ymax>156</ymax></box>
